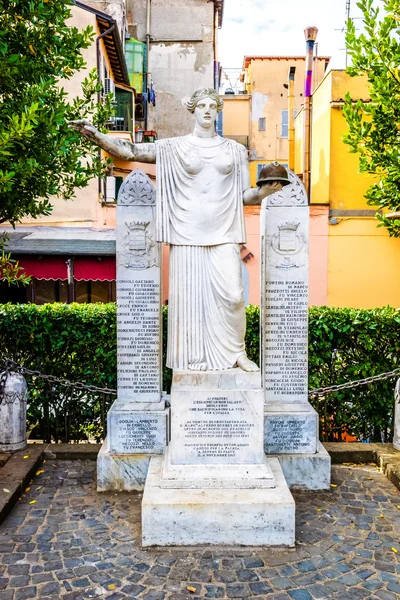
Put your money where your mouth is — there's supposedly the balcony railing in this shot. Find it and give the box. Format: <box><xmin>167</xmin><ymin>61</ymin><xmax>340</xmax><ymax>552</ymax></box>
<box><xmin>106</xmin><ymin>90</ymin><xmax>133</xmax><ymax>132</ymax></box>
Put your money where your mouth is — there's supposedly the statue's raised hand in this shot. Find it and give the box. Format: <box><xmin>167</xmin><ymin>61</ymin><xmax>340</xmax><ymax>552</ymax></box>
<box><xmin>69</xmin><ymin>119</ymin><xmax>99</xmax><ymax>142</ymax></box>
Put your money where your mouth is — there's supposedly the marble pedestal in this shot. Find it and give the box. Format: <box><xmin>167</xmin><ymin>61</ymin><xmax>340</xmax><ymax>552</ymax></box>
<box><xmin>142</xmin><ymin>456</ymin><xmax>295</xmax><ymax>546</ymax></box>
<box><xmin>264</xmin><ymin>403</ymin><xmax>331</xmax><ymax>490</ymax></box>
<box><xmin>141</xmin><ymin>370</ymin><xmax>295</xmax><ymax>546</ymax></box>
<box><xmin>97</xmin><ymin>401</ymin><xmax>169</xmax><ymax>492</ymax></box>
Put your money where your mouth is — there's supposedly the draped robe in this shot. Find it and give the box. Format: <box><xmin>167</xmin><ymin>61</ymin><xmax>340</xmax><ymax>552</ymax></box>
<box><xmin>155</xmin><ymin>135</ymin><xmax>247</xmax><ymax>370</ymax></box>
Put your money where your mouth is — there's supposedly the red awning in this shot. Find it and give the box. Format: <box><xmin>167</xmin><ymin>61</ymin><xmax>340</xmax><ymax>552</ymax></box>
<box><xmin>18</xmin><ymin>256</ymin><xmax>68</xmax><ymax>281</ymax></box>
<box><xmin>17</xmin><ymin>256</ymin><xmax>116</xmax><ymax>281</ymax></box>
<box><xmin>74</xmin><ymin>257</ymin><xmax>116</xmax><ymax>281</ymax></box>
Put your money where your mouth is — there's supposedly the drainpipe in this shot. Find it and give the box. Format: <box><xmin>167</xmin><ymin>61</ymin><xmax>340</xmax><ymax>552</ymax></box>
<box><xmin>214</xmin><ymin>7</ymin><xmax>219</xmax><ymax>91</ymax></box>
<box><xmin>288</xmin><ymin>66</ymin><xmax>296</xmax><ymax>172</ymax></box>
<box><xmin>303</xmin><ymin>26</ymin><xmax>318</xmax><ymax>200</ymax></box>
<box><xmin>96</xmin><ymin>22</ymin><xmax>116</xmax><ymax>199</ymax></box>
<box><xmin>145</xmin><ymin>0</ymin><xmax>151</xmax><ymax>130</ymax></box>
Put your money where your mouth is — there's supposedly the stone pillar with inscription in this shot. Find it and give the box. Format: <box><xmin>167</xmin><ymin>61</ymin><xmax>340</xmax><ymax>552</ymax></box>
<box><xmin>261</xmin><ymin>169</ymin><xmax>330</xmax><ymax>490</ymax></box>
<box><xmin>97</xmin><ymin>169</ymin><xmax>168</xmax><ymax>492</ymax></box>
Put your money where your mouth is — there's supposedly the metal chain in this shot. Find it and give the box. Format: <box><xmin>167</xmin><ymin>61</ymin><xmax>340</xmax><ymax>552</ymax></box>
<box><xmin>0</xmin><ymin>360</ymin><xmax>10</xmax><ymax>396</ymax></box>
<box><xmin>0</xmin><ymin>358</ymin><xmax>117</xmax><ymax>396</ymax></box>
<box><xmin>308</xmin><ymin>367</ymin><xmax>400</xmax><ymax>397</ymax></box>
<box><xmin>1</xmin><ymin>356</ymin><xmax>399</xmax><ymax>400</ymax></box>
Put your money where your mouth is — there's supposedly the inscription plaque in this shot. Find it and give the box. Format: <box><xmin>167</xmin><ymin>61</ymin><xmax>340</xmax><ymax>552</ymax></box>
<box><xmin>108</xmin><ymin>411</ymin><xmax>167</xmax><ymax>454</ymax></box>
<box><xmin>169</xmin><ymin>390</ymin><xmax>265</xmax><ymax>465</ymax></box>
<box><xmin>264</xmin><ymin>413</ymin><xmax>317</xmax><ymax>454</ymax></box>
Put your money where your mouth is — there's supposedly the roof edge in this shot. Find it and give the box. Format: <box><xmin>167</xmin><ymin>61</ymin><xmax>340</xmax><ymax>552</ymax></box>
<box><xmin>242</xmin><ymin>54</ymin><xmax>331</xmax><ymax>70</ymax></box>
<box><xmin>74</xmin><ymin>1</ymin><xmax>130</xmax><ymax>86</ymax></box>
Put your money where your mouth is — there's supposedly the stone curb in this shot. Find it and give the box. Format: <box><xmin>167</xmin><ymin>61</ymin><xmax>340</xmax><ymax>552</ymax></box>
<box><xmin>0</xmin><ymin>442</ymin><xmax>399</xmax><ymax>527</ymax></box>
<box><xmin>325</xmin><ymin>442</ymin><xmax>400</xmax><ymax>490</ymax></box>
<box><xmin>0</xmin><ymin>446</ymin><xmax>43</xmax><ymax>524</ymax></box>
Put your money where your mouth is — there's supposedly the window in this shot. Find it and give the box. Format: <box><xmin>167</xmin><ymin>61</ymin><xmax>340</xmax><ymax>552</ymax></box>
<box><xmin>257</xmin><ymin>164</ymin><xmax>267</xmax><ymax>178</ymax></box>
<box><xmin>258</xmin><ymin>117</ymin><xmax>266</xmax><ymax>131</ymax></box>
<box><xmin>281</xmin><ymin>110</ymin><xmax>298</xmax><ymax>138</ymax></box>
<box><xmin>281</xmin><ymin>110</ymin><xmax>288</xmax><ymax>138</ymax></box>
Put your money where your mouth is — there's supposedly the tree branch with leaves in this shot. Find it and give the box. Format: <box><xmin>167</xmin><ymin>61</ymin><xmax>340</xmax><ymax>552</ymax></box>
<box><xmin>0</xmin><ymin>0</ymin><xmax>114</xmax><ymax>227</ymax></box>
<box><xmin>344</xmin><ymin>0</ymin><xmax>400</xmax><ymax>237</ymax></box>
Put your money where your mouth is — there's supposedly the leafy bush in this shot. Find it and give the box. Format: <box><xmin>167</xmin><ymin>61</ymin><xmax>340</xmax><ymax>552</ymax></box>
<box><xmin>0</xmin><ymin>303</ymin><xmax>399</xmax><ymax>443</ymax></box>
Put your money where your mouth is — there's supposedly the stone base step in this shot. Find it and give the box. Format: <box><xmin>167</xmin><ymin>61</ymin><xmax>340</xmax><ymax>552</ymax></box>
<box><xmin>142</xmin><ymin>457</ymin><xmax>295</xmax><ymax>546</ymax></box>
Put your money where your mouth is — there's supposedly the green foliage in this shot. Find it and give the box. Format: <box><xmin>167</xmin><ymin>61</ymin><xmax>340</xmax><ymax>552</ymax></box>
<box><xmin>308</xmin><ymin>305</ymin><xmax>400</xmax><ymax>442</ymax></box>
<box><xmin>344</xmin><ymin>0</ymin><xmax>400</xmax><ymax>236</ymax></box>
<box><xmin>0</xmin><ymin>303</ymin><xmax>117</xmax><ymax>442</ymax></box>
<box><xmin>0</xmin><ymin>234</ymin><xmax>31</xmax><ymax>285</ymax></box>
<box><xmin>0</xmin><ymin>304</ymin><xmax>399</xmax><ymax>443</ymax></box>
<box><xmin>0</xmin><ymin>0</ymin><xmax>114</xmax><ymax>225</ymax></box>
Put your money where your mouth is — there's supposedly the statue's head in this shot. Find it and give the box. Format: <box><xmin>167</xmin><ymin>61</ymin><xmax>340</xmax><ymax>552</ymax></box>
<box><xmin>182</xmin><ymin>88</ymin><xmax>223</xmax><ymax>130</ymax></box>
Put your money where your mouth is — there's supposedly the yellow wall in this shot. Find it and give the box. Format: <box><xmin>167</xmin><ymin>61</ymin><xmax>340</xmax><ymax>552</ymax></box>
<box><xmin>222</xmin><ymin>96</ymin><xmax>250</xmax><ymax>136</ymax></box>
<box><xmin>327</xmin><ymin>219</ymin><xmax>400</xmax><ymax>308</ymax></box>
<box><xmin>246</xmin><ymin>57</ymin><xmax>329</xmax><ymax>164</ymax></box>
<box><xmin>309</xmin><ymin>69</ymin><xmax>400</xmax><ymax>308</ymax></box>
<box><xmin>309</xmin><ymin>72</ymin><xmax>332</xmax><ymax>205</ymax></box>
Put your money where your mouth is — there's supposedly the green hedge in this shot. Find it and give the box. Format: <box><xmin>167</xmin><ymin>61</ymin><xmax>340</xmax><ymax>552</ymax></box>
<box><xmin>0</xmin><ymin>303</ymin><xmax>399</xmax><ymax>443</ymax></box>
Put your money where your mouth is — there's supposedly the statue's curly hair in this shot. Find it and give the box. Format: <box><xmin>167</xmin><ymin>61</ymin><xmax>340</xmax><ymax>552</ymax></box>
<box><xmin>182</xmin><ymin>88</ymin><xmax>224</xmax><ymax>113</ymax></box>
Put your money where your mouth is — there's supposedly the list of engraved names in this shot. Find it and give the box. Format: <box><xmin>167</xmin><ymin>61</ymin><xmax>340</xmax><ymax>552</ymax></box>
<box><xmin>117</xmin><ymin>278</ymin><xmax>160</xmax><ymax>396</ymax></box>
<box><xmin>264</xmin><ymin>280</ymin><xmax>308</xmax><ymax>398</ymax></box>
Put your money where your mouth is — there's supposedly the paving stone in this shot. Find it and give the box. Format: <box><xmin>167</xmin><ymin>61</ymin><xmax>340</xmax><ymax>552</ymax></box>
<box><xmin>1</xmin><ymin>462</ymin><xmax>400</xmax><ymax>600</ymax></box>
<box><xmin>288</xmin><ymin>591</ymin><xmax>313</xmax><ymax>600</ymax></box>
<box><xmin>9</xmin><ymin>576</ymin><xmax>29</xmax><ymax>588</ymax></box>
<box><xmin>39</xmin><ymin>581</ymin><xmax>60</xmax><ymax>596</ymax></box>
<box><xmin>14</xmin><ymin>587</ymin><xmax>36</xmax><ymax>600</ymax></box>
<box><xmin>31</xmin><ymin>573</ymin><xmax>54</xmax><ymax>585</ymax></box>
<box><xmin>243</xmin><ymin>558</ymin><xmax>264</xmax><ymax>568</ymax></box>
<box><xmin>141</xmin><ymin>592</ymin><xmax>166</xmax><ymax>600</ymax></box>
<box><xmin>249</xmin><ymin>581</ymin><xmax>273</xmax><ymax>594</ymax></box>
<box><xmin>7</xmin><ymin>565</ymin><xmax>30</xmax><ymax>576</ymax></box>
<box><xmin>270</xmin><ymin>577</ymin><xmax>293</xmax><ymax>590</ymax></box>
<box><xmin>120</xmin><ymin>583</ymin><xmax>145</xmax><ymax>595</ymax></box>
<box><xmin>225</xmin><ymin>583</ymin><xmax>251</xmax><ymax>597</ymax></box>
<box><xmin>236</xmin><ymin>569</ymin><xmax>259</xmax><ymax>582</ymax></box>
<box><xmin>204</xmin><ymin>584</ymin><xmax>225</xmax><ymax>598</ymax></box>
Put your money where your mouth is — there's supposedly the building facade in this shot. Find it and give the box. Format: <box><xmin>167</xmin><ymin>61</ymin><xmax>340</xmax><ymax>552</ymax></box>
<box><xmin>2</xmin><ymin>0</ymin><xmax>224</xmax><ymax>304</ymax></box>
<box><xmin>221</xmin><ymin>56</ymin><xmax>329</xmax><ymax>187</ymax></box>
<box><xmin>295</xmin><ymin>70</ymin><xmax>400</xmax><ymax>308</ymax></box>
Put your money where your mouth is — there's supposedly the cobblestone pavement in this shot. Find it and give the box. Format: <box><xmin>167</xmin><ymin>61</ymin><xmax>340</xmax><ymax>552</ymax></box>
<box><xmin>0</xmin><ymin>461</ymin><xmax>399</xmax><ymax>600</ymax></box>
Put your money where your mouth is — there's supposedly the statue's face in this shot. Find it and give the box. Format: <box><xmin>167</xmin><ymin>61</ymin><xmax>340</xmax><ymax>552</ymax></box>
<box><xmin>194</xmin><ymin>96</ymin><xmax>218</xmax><ymax>129</ymax></box>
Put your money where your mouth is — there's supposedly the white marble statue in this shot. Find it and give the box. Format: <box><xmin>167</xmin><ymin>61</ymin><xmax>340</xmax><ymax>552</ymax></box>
<box><xmin>71</xmin><ymin>88</ymin><xmax>282</xmax><ymax>372</ymax></box>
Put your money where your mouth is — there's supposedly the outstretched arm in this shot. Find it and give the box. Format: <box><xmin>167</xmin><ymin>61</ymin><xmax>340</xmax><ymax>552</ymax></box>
<box><xmin>69</xmin><ymin>119</ymin><xmax>156</xmax><ymax>163</ymax></box>
<box><xmin>239</xmin><ymin>145</ymin><xmax>282</xmax><ymax>204</ymax></box>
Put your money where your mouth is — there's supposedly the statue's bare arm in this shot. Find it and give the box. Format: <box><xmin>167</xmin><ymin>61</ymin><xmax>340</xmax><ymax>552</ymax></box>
<box><xmin>239</xmin><ymin>145</ymin><xmax>281</xmax><ymax>205</ymax></box>
<box><xmin>69</xmin><ymin>120</ymin><xmax>156</xmax><ymax>163</ymax></box>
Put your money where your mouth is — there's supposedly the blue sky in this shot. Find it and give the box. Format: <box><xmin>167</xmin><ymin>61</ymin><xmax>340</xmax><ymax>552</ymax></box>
<box><xmin>219</xmin><ymin>0</ymin><xmax>364</xmax><ymax>75</ymax></box>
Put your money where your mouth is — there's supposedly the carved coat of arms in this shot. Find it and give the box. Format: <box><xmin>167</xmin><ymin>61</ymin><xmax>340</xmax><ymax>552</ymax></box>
<box><xmin>270</xmin><ymin>221</ymin><xmax>306</xmax><ymax>269</ymax></box>
<box><xmin>123</xmin><ymin>221</ymin><xmax>157</xmax><ymax>269</ymax></box>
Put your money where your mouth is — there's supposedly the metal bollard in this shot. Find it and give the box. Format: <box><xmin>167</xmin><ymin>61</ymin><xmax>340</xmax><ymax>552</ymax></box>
<box><xmin>394</xmin><ymin>378</ymin><xmax>400</xmax><ymax>451</ymax></box>
<box><xmin>0</xmin><ymin>372</ymin><xmax>28</xmax><ymax>452</ymax></box>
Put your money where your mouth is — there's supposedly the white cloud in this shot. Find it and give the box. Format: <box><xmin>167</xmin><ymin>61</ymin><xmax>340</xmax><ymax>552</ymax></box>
<box><xmin>219</xmin><ymin>0</ymin><xmax>364</xmax><ymax>71</ymax></box>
